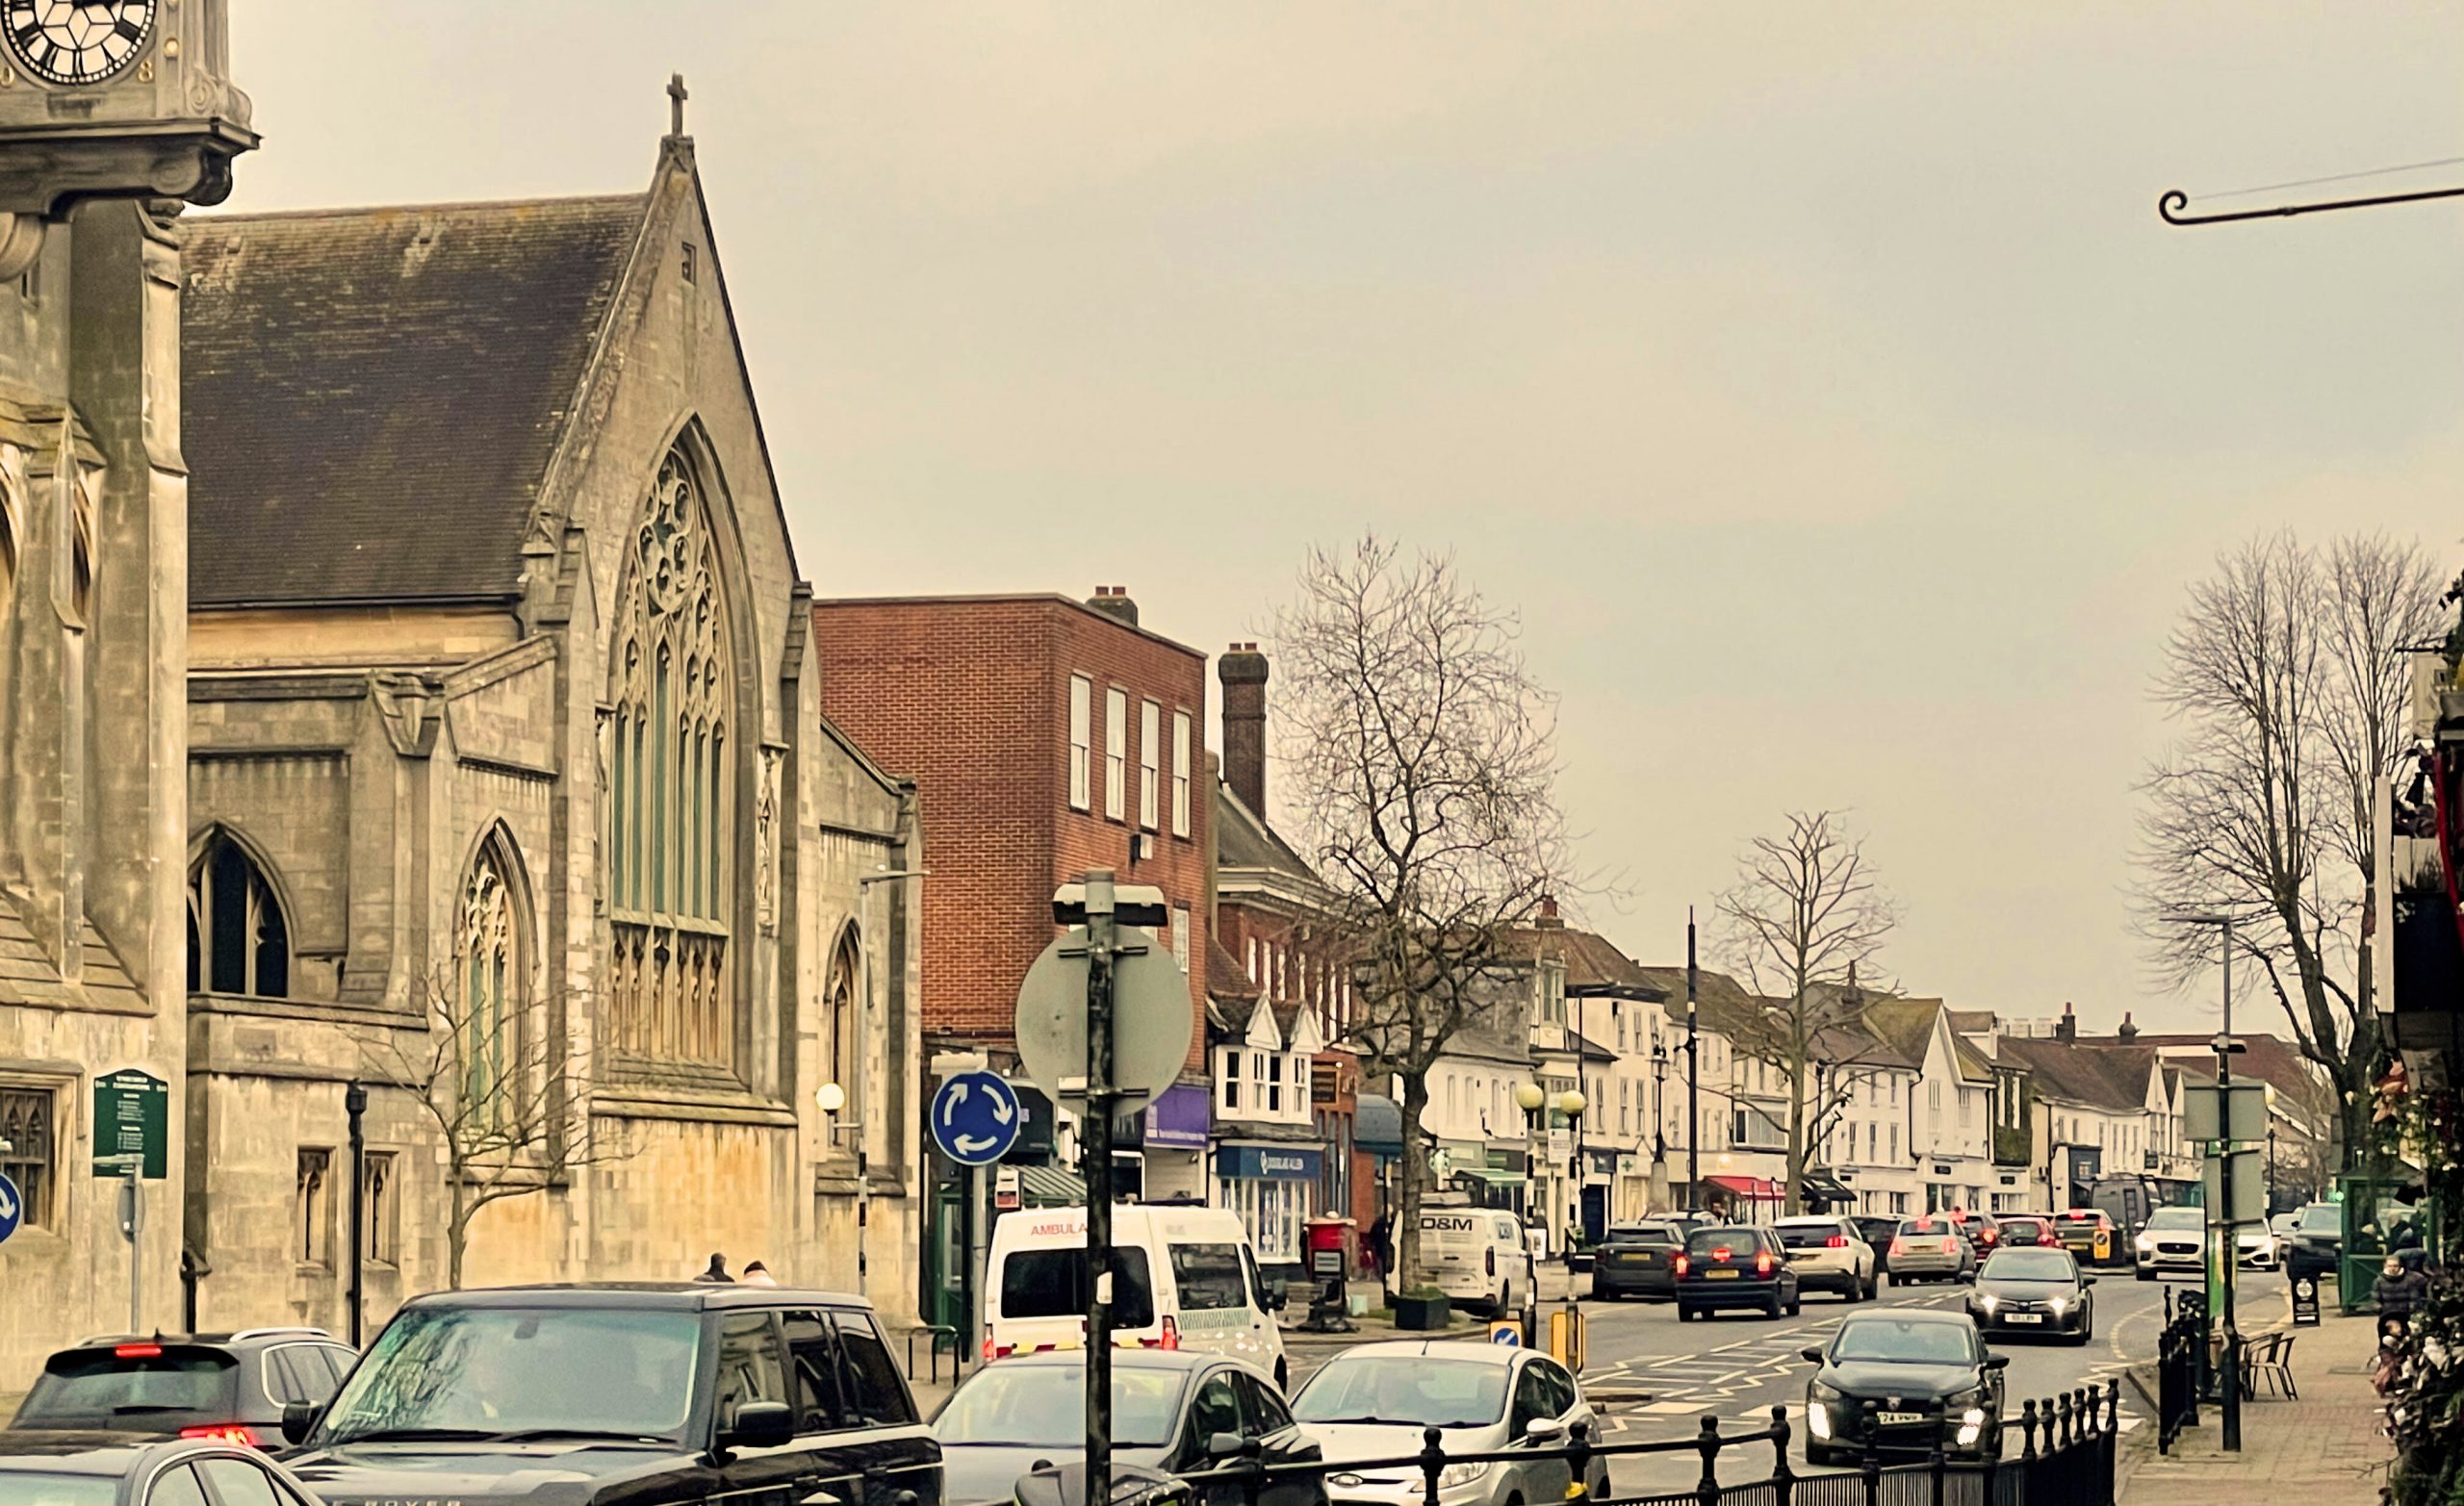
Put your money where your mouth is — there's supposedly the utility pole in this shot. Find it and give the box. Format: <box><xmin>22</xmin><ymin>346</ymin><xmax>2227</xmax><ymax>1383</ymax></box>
<box><xmin>1081</xmin><ymin>870</ymin><xmax>1119</xmax><ymax>1498</ymax></box>
<box><xmin>346</xmin><ymin>1080</ymin><xmax>368</xmax><ymax>1346</ymax></box>
<box><xmin>2215</xmin><ymin>916</ymin><xmax>2242</xmax><ymax>1454</ymax></box>
<box><xmin>1685</xmin><ymin>907</ymin><xmax>1701</xmax><ymax>1210</ymax></box>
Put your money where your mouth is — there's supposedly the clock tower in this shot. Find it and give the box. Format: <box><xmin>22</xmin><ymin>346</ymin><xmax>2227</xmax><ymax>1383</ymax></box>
<box><xmin>0</xmin><ymin>0</ymin><xmax>252</xmax><ymax>1376</ymax></box>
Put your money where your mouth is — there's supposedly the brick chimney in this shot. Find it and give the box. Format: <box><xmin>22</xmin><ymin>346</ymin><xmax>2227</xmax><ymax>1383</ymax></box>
<box><xmin>2118</xmin><ymin>1010</ymin><xmax>2138</xmax><ymax>1043</ymax></box>
<box><xmin>1086</xmin><ymin>584</ymin><xmax>1140</xmax><ymax>627</ymax></box>
<box><xmin>1537</xmin><ymin>895</ymin><xmax>1563</xmax><ymax>930</ymax></box>
<box><xmin>2056</xmin><ymin>1001</ymin><xmax>2076</xmax><ymax>1043</ymax></box>
<box><xmin>1219</xmin><ymin>642</ymin><xmax>1269</xmax><ymax>815</ymax></box>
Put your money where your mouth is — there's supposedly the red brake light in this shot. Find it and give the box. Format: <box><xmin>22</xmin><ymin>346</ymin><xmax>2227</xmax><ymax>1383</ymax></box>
<box><xmin>1674</xmin><ymin>1254</ymin><xmax>1690</xmax><ymax>1276</ymax></box>
<box><xmin>1940</xmin><ymin>1238</ymin><xmax>1957</xmax><ymax>1255</ymax></box>
<box><xmin>1826</xmin><ymin>1235</ymin><xmax>1848</xmax><ymax>1248</ymax></box>
<box><xmin>1756</xmin><ymin>1250</ymin><xmax>1773</xmax><ymax>1275</ymax></box>
<box><xmin>1711</xmin><ymin>1246</ymin><xmax>1732</xmax><ymax>1261</ymax></box>
<box><xmin>1888</xmin><ymin>1238</ymin><xmax>1907</xmax><ymax>1257</ymax></box>
<box><xmin>179</xmin><ymin>1425</ymin><xmax>259</xmax><ymax>1447</ymax></box>
<box><xmin>113</xmin><ymin>1343</ymin><xmax>162</xmax><ymax>1359</ymax></box>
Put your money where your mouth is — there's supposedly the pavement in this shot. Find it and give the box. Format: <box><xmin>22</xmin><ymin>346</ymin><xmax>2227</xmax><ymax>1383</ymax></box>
<box><xmin>2117</xmin><ymin>1302</ymin><xmax>2391</xmax><ymax>1505</ymax></box>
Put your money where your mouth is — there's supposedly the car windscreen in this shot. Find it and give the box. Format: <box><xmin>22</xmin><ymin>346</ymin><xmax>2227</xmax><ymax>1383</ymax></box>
<box><xmin>2145</xmin><ymin>1209</ymin><xmax>2204</xmax><ymax>1230</ymax></box>
<box><xmin>1895</xmin><ymin>1219</ymin><xmax>1949</xmax><ymax>1238</ymax></box>
<box><xmin>2054</xmin><ymin>1214</ymin><xmax>2105</xmax><ymax>1232</ymax></box>
<box><xmin>1775</xmin><ymin>1225</ymin><xmax>1839</xmax><ymax>1250</ymax></box>
<box><xmin>1832</xmin><ymin>1321</ymin><xmax>1976</xmax><ymax>1365</ymax></box>
<box><xmin>1168</xmin><ymin>1243</ymin><xmax>1248</xmax><ymax>1313</ymax></box>
<box><xmin>934</xmin><ymin>1365</ymin><xmax>1186</xmax><ymax>1449</ymax></box>
<box><xmin>1292</xmin><ymin>1357</ymin><xmax>1508</xmax><ymax>1430</ymax></box>
<box><xmin>999</xmin><ymin>1247</ymin><xmax>1158</xmax><ymax>1329</ymax></box>
<box><xmin>1684</xmin><ymin>1227</ymin><xmax>1759</xmax><ymax>1255</ymax></box>
<box><xmin>14</xmin><ymin>1346</ymin><xmax>240</xmax><ymax>1427</ymax></box>
<box><xmin>317</xmin><ymin>1305</ymin><xmax>702</xmax><ymax>1444</ymax></box>
<box><xmin>1604</xmin><ymin>1224</ymin><xmax>1669</xmax><ymax>1245</ymax></box>
<box><xmin>2296</xmin><ymin>1206</ymin><xmax>2341</xmax><ymax>1232</ymax></box>
<box><xmin>0</xmin><ymin>1473</ymin><xmax>118</xmax><ymax>1505</ymax></box>
<box><xmin>1982</xmin><ymin>1250</ymin><xmax>2075</xmax><ymax>1281</ymax></box>
<box><xmin>1999</xmin><ymin>1219</ymin><xmax>2046</xmax><ymax>1238</ymax></box>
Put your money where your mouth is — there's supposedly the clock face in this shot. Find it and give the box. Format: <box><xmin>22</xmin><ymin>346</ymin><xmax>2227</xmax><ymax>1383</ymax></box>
<box><xmin>4</xmin><ymin>0</ymin><xmax>155</xmax><ymax>87</ymax></box>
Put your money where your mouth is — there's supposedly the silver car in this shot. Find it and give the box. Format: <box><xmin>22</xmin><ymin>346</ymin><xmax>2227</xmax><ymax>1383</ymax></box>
<box><xmin>1291</xmin><ymin>1341</ymin><xmax>1608</xmax><ymax>1506</ymax></box>
<box><xmin>1886</xmin><ymin>1215</ymin><xmax>1977</xmax><ymax>1284</ymax></box>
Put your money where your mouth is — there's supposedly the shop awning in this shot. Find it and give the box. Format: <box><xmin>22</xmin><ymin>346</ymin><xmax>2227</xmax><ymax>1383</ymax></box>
<box><xmin>1800</xmin><ymin>1170</ymin><xmax>1855</xmax><ymax>1203</ymax></box>
<box><xmin>1018</xmin><ymin>1164</ymin><xmax>1087</xmax><ymax>1207</ymax></box>
<box><xmin>1705</xmin><ymin>1174</ymin><xmax>1784</xmax><ymax>1201</ymax></box>
<box><xmin>1356</xmin><ymin>1092</ymin><xmax>1404</xmax><ymax>1155</ymax></box>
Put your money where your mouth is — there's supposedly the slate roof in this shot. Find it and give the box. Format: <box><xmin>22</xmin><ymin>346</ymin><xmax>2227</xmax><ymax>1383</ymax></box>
<box><xmin>1858</xmin><ymin>997</ymin><xmax>1944</xmax><ymax>1072</ymax></box>
<box><xmin>1947</xmin><ymin>1008</ymin><xmax>1996</xmax><ymax>1034</ymax></box>
<box><xmin>2093</xmin><ymin>1032</ymin><xmax>2323</xmax><ymax>1107</ymax></box>
<box><xmin>1214</xmin><ymin>783</ymin><xmax>1319</xmax><ymax>887</ymax></box>
<box><xmin>183</xmin><ymin>193</ymin><xmax>648</xmax><ymax>606</ymax></box>
<box><xmin>1630</xmin><ymin>964</ymin><xmax>1757</xmax><ymax>1034</ymax></box>
<box><xmin>1505</xmin><ymin>925</ymin><xmax>1670</xmax><ymax>1002</ymax></box>
<box><xmin>1994</xmin><ymin>1036</ymin><xmax>2153</xmax><ymax>1114</ymax></box>
<box><xmin>1205</xmin><ymin>941</ymin><xmax>1257</xmax><ymax>1008</ymax></box>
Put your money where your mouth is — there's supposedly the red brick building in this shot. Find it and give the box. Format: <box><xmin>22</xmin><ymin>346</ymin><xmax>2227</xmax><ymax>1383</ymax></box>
<box><xmin>810</xmin><ymin>589</ymin><xmax>1214</xmax><ymax>1206</ymax></box>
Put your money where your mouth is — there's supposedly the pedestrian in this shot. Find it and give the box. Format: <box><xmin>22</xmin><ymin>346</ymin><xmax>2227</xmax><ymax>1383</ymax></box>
<box><xmin>2374</xmin><ymin>1256</ymin><xmax>2429</xmax><ymax>1320</ymax></box>
<box><xmin>742</xmin><ymin>1261</ymin><xmax>779</xmax><ymax>1288</ymax></box>
<box><xmin>692</xmin><ymin>1252</ymin><xmax>732</xmax><ymax>1284</ymax></box>
<box><xmin>1367</xmin><ymin>1212</ymin><xmax>1393</xmax><ymax>1283</ymax></box>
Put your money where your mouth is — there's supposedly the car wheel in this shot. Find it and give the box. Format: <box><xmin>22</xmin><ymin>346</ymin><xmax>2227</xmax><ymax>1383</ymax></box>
<box><xmin>1787</xmin><ymin>1295</ymin><xmax>1802</xmax><ymax>1316</ymax></box>
<box><xmin>2136</xmin><ymin>1267</ymin><xmax>2154</xmax><ymax>1283</ymax></box>
<box><xmin>1863</xmin><ymin>1274</ymin><xmax>1879</xmax><ymax>1301</ymax></box>
<box><xmin>1806</xmin><ymin>1442</ymin><xmax>1835</xmax><ymax>1469</ymax></box>
<box><xmin>1589</xmin><ymin>1470</ymin><xmax>1610</xmax><ymax>1500</ymax></box>
<box><xmin>1763</xmin><ymin>1295</ymin><xmax>1784</xmax><ymax>1319</ymax></box>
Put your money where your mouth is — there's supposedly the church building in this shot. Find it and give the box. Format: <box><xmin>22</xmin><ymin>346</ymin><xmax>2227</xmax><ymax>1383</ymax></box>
<box><xmin>173</xmin><ymin>107</ymin><xmax>924</xmax><ymax>1330</ymax></box>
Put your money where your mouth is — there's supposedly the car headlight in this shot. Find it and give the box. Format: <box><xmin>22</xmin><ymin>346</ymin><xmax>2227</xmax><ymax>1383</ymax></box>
<box><xmin>2049</xmin><ymin>1296</ymin><xmax>2068</xmax><ymax>1315</ymax></box>
<box><xmin>1956</xmin><ymin>1408</ymin><xmax>1986</xmax><ymax>1445</ymax></box>
<box><xmin>1945</xmin><ymin>1387</ymin><xmax>1984</xmax><ymax>1413</ymax></box>
<box><xmin>1438</xmin><ymin>1462</ymin><xmax>1490</xmax><ymax>1490</ymax></box>
<box><xmin>1976</xmin><ymin>1293</ymin><xmax>1998</xmax><ymax>1313</ymax></box>
<box><xmin>2135</xmin><ymin>1235</ymin><xmax>2154</xmax><ymax>1253</ymax></box>
<box><xmin>1808</xmin><ymin>1400</ymin><xmax>1833</xmax><ymax>1440</ymax></box>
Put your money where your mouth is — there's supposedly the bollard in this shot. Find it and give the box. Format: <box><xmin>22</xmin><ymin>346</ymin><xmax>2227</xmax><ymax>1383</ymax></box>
<box><xmin>1567</xmin><ymin>1417</ymin><xmax>1593</xmax><ymax>1503</ymax></box>
<box><xmin>1419</xmin><ymin>1426</ymin><xmax>1446</xmax><ymax>1506</ymax></box>
<box><xmin>1697</xmin><ymin>1416</ymin><xmax>1722</xmax><ymax>1506</ymax></box>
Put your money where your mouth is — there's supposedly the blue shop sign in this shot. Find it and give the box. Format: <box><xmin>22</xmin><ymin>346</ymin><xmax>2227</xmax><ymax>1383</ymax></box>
<box><xmin>1215</xmin><ymin>1145</ymin><xmax>1324</xmax><ymax>1182</ymax></box>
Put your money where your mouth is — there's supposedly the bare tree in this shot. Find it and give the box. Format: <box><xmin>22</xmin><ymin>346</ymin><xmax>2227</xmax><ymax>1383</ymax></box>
<box><xmin>349</xmin><ymin>976</ymin><xmax>632</xmax><ymax>1288</ymax></box>
<box><xmin>1272</xmin><ymin>536</ymin><xmax>1569</xmax><ymax>1293</ymax></box>
<box><xmin>1715</xmin><ymin>811</ymin><xmax>1898</xmax><ymax>1215</ymax></box>
<box><xmin>2135</xmin><ymin>531</ymin><xmax>2445</xmax><ymax>1172</ymax></box>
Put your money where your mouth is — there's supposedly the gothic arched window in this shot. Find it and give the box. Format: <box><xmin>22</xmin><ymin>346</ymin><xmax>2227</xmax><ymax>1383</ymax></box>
<box><xmin>823</xmin><ymin>926</ymin><xmax>859</xmax><ymax>1105</ymax></box>
<box><xmin>608</xmin><ymin>447</ymin><xmax>733</xmax><ymax>1071</ymax></box>
<box><xmin>456</xmin><ymin>839</ymin><xmax>523</xmax><ymax>1125</ymax></box>
<box><xmin>187</xmin><ymin>830</ymin><xmax>290</xmax><ymax>998</ymax></box>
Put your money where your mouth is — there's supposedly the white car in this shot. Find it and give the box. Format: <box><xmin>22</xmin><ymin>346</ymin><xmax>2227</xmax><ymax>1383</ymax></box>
<box><xmin>2134</xmin><ymin>1207</ymin><xmax>2206</xmax><ymax>1280</ymax></box>
<box><xmin>2236</xmin><ymin>1227</ymin><xmax>2280</xmax><ymax>1270</ymax></box>
<box><xmin>1292</xmin><ymin>1340</ymin><xmax>1609</xmax><ymax>1506</ymax></box>
<box><xmin>1773</xmin><ymin>1214</ymin><xmax>1879</xmax><ymax>1301</ymax></box>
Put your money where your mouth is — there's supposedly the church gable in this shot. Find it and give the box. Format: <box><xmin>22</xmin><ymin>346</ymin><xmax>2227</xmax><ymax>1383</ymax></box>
<box><xmin>182</xmin><ymin>192</ymin><xmax>648</xmax><ymax>607</ymax></box>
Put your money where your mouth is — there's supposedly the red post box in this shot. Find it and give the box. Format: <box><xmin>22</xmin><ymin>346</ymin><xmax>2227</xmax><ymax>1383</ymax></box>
<box><xmin>1305</xmin><ymin>1214</ymin><xmax>1358</xmax><ymax>1279</ymax></box>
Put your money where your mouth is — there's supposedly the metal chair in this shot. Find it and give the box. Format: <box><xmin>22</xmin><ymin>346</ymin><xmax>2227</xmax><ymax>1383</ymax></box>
<box><xmin>2253</xmin><ymin>1331</ymin><xmax>2298</xmax><ymax>1399</ymax></box>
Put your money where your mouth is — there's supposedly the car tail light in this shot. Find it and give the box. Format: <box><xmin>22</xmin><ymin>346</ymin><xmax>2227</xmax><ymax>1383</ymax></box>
<box><xmin>1826</xmin><ymin>1236</ymin><xmax>1847</xmax><ymax>1248</ymax></box>
<box><xmin>1889</xmin><ymin>1238</ymin><xmax>1906</xmax><ymax>1257</ymax></box>
<box><xmin>1674</xmin><ymin>1254</ymin><xmax>1690</xmax><ymax>1277</ymax></box>
<box><xmin>114</xmin><ymin>1343</ymin><xmax>162</xmax><ymax>1359</ymax></box>
<box><xmin>984</xmin><ymin>1337</ymin><xmax>1015</xmax><ymax>1361</ymax></box>
<box><xmin>1755</xmin><ymin>1250</ymin><xmax>1773</xmax><ymax>1275</ymax></box>
<box><xmin>179</xmin><ymin>1425</ymin><xmax>260</xmax><ymax>1447</ymax></box>
<box><xmin>1940</xmin><ymin>1238</ymin><xmax>1957</xmax><ymax>1255</ymax></box>
<box><xmin>1160</xmin><ymin>1316</ymin><xmax>1180</xmax><ymax>1351</ymax></box>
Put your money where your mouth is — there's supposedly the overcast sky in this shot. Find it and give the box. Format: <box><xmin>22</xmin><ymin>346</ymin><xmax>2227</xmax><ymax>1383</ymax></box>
<box><xmin>232</xmin><ymin>4</ymin><xmax>2464</xmax><ymax>1034</ymax></box>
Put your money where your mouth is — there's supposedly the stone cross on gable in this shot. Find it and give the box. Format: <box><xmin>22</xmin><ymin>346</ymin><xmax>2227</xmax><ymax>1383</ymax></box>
<box><xmin>668</xmin><ymin>73</ymin><xmax>688</xmax><ymax>137</ymax></box>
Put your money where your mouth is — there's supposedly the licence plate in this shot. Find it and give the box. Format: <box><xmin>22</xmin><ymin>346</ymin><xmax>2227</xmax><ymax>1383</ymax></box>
<box><xmin>2006</xmin><ymin>1313</ymin><xmax>2042</xmax><ymax>1324</ymax></box>
<box><xmin>1878</xmin><ymin>1412</ymin><xmax>1925</xmax><ymax>1426</ymax></box>
<box><xmin>1706</xmin><ymin>1268</ymin><xmax>1740</xmax><ymax>1279</ymax></box>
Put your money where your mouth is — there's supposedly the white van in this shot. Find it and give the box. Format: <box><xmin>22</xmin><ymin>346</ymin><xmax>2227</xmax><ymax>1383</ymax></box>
<box><xmin>1418</xmin><ymin>1207</ymin><xmax>1534</xmax><ymax>1315</ymax></box>
<box><xmin>985</xmin><ymin>1203</ymin><xmax>1293</xmax><ymax>1387</ymax></box>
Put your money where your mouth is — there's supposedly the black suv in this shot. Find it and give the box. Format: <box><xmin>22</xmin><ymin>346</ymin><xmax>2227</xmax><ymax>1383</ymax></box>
<box><xmin>10</xmin><ymin>1327</ymin><xmax>358</xmax><ymax>1447</ymax></box>
<box><xmin>283</xmin><ymin>1284</ymin><xmax>940</xmax><ymax>1506</ymax></box>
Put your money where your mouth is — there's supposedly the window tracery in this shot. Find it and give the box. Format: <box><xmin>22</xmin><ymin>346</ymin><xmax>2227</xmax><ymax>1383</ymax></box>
<box><xmin>608</xmin><ymin>448</ymin><xmax>733</xmax><ymax>1072</ymax></box>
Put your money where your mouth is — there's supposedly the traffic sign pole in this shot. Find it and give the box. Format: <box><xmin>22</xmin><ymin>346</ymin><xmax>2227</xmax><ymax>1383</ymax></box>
<box><xmin>1084</xmin><ymin>870</ymin><xmax>1119</xmax><ymax>1505</ymax></box>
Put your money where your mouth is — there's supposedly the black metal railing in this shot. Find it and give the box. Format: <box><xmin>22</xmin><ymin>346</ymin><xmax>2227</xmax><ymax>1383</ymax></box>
<box><xmin>1177</xmin><ymin>1378</ymin><xmax>2120</xmax><ymax>1506</ymax></box>
<box><xmin>2155</xmin><ymin>1290</ymin><xmax>2203</xmax><ymax>1453</ymax></box>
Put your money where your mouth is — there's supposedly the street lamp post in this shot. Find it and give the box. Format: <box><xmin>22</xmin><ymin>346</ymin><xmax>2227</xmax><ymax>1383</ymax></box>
<box><xmin>2183</xmin><ymin>912</ymin><xmax>2243</xmax><ymax>1454</ymax></box>
<box><xmin>1685</xmin><ymin>907</ymin><xmax>1702</xmax><ymax>1212</ymax></box>
<box><xmin>1651</xmin><ymin>1044</ymin><xmax>1670</xmax><ymax>1204</ymax></box>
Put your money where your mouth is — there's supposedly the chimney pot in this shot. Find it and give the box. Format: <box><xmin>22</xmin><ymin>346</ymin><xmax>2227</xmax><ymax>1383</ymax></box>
<box><xmin>1085</xmin><ymin>585</ymin><xmax>1140</xmax><ymax>627</ymax></box>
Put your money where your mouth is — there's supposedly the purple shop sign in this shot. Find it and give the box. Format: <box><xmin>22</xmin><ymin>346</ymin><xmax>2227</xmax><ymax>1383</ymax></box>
<box><xmin>1144</xmin><ymin>1084</ymin><xmax>1212</xmax><ymax>1150</ymax></box>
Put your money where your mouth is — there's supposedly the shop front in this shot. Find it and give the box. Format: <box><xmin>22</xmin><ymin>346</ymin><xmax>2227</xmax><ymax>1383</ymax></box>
<box><xmin>1125</xmin><ymin>1083</ymin><xmax>1212</xmax><ymax>1202</ymax></box>
<box><xmin>1215</xmin><ymin>1142</ymin><xmax>1325</xmax><ymax>1282</ymax></box>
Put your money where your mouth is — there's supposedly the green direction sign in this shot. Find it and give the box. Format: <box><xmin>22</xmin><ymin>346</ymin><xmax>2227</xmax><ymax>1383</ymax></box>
<box><xmin>91</xmin><ymin>1069</ymin><xmax>167</xmax><ymax>1181</ymax></box>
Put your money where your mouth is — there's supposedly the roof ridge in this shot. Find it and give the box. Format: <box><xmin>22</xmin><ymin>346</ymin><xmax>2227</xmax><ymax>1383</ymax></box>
<box><xmin>192</xmin><ymin>190</ymin><xmax>650</xmax><ymax>225</ymax></box>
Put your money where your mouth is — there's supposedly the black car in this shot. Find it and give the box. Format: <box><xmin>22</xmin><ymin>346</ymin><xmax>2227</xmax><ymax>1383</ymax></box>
<box><xmin>1850</xmin><ymin>1217</ymin><xmax>1900</xmax><ymax>1280</ymax></box>
<box><xmin>1589</xmin><ymin>1222</ymin><xmax>1681</xmax><ymax>1301</ymax></box>
<box><xmin>1798</xmin><ymin>1312</ymin><xmax>2009</xmax><ymax>1468</ymax></box>
<box><xmin>11</xmin><ymin>1329</ymin><xmax>359</xmax><ymax>1448</ymax></box>
<box><xmin>1965</xmin><ymin>1248</ymin><xmax>2096</xmax><ymax>1345</ymax></box>
<box><xmin>2284</xmin><ymin>1201</ymin><xmax>2345</xmax><ymax>1281</ymax></box>
<box><xmin>933</xmin><ymin>1351</ymin><xmax>1321</xmax><ymax>1506</ymax></box>
<box><xmin>0</xmin><ymin>1431</ymin><xmax>329</xmax><ymax>1505</ymax></box>
<box><xmin>1675</xmin><ymin>1226</ymin><xmax>1800</xmax><ymax>1321</ymax></box>
<box><xmin>282</xmin><ymin>1283</ymin><xmax>939</xmax><ymax>1506</ymax></box>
